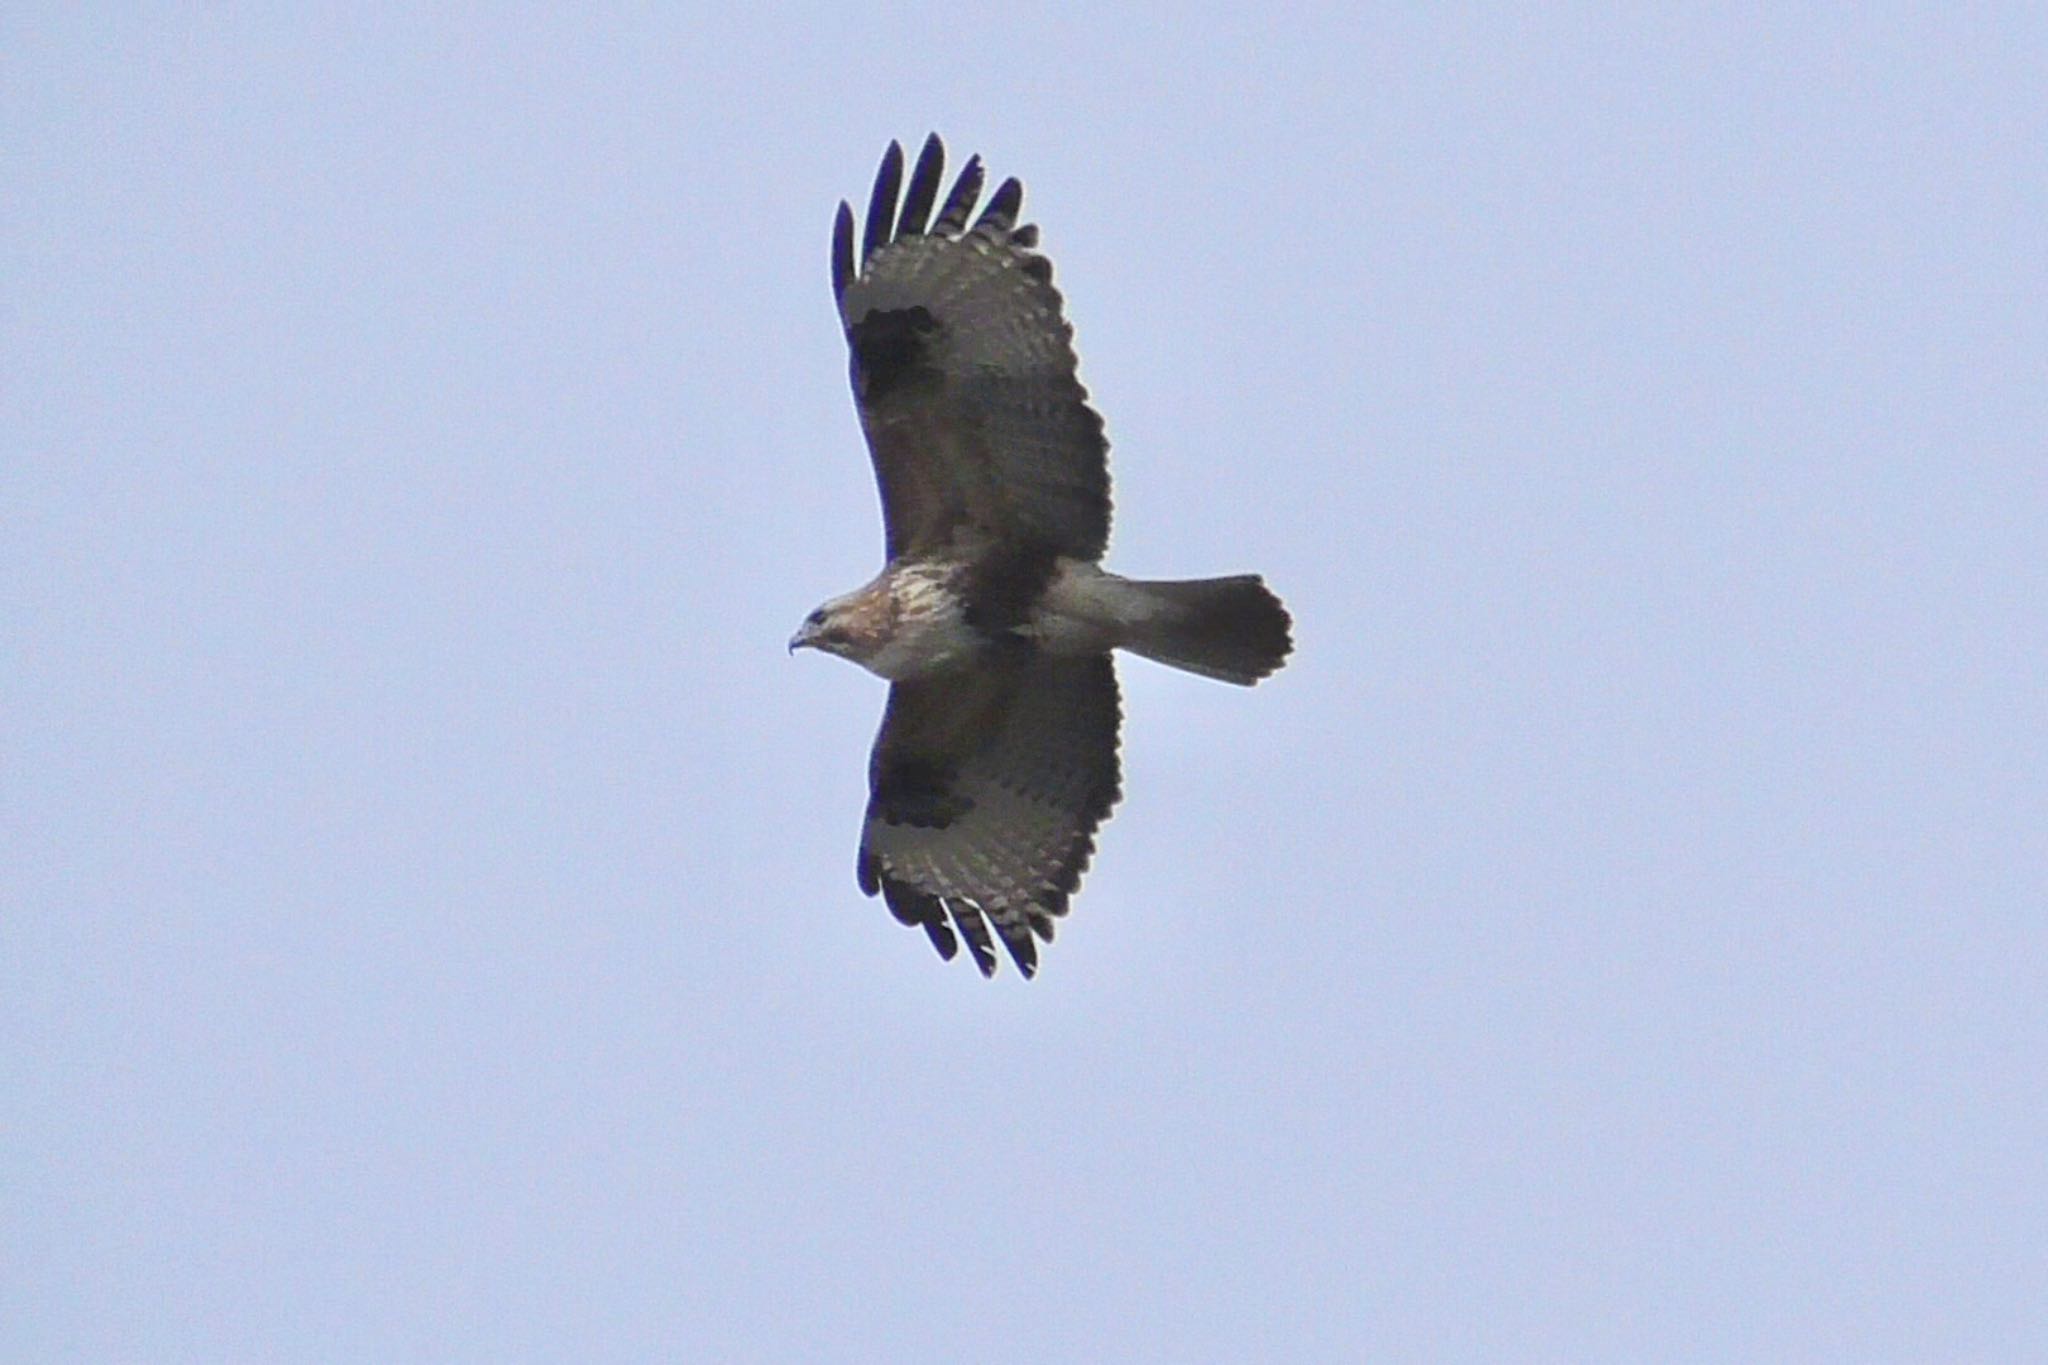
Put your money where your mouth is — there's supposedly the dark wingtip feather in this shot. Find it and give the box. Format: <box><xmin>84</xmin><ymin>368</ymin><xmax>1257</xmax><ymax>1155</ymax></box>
<box><xmin>862</xmin><ymin>140</ymin><xmax>904</xmax><ymax>265</ymax></box>
<box><xmin>831</xmin><ymin>201</ymin><xmax>855</xmax><ymax>303</ymax></box>
<box><xmin>1010</xmin><ymin>223</ymin><xmax>1038</xmax><ymax>249</ymax></box>
<box><xmin>932</xmin><ymin>154</ymin><xmax>984</xmax><ymax>234</ymax></box>
<box><xmin>875</xmin><ymin>870</ymin><xmax>964</xmax><ymax>963</ymax></box>
<box><xmin>975</xmin><ymin>176</ymin><xmax>1023</xmax><ymax>233</ymax></box>
<box><xmin>997</xmin><ymin>923</ymin><xmax>1039</xmax><ymax>978</ymax></box>
<box><xmin>896</xmin><ymin>133</ymin><xmax>944</xmax><ymax>239</ymax></box>
<box><xmin>953</xmin><ymin>903</ymin><xmax>999</xmax><ymax>977</ymax></box>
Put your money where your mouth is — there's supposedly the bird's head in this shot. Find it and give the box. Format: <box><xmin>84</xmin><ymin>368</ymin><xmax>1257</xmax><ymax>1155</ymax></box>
<box><xmin>788</xmin><ymin>593</ymin><xmax>866</xmax><ymax>662</ymax></box>
<box><xmin>791</xmin><ymin>575</ymin><xmax>907</xmax><ymax>675</ymax></box>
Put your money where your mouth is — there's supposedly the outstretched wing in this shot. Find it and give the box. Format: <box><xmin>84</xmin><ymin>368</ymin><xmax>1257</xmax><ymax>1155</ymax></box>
<box><xmin>858</xmin><ymin>654</ymin><xmax>1122</xmax><ymax>978</ymax></box>
<box><xmin>833</xmin><ymin>134</ymin><xmax>1111</xmax><ymax>563</ymax></box>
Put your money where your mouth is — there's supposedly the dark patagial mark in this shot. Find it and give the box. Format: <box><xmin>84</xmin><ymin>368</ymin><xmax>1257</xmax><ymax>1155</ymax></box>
<box><xmin>848</xmin><ymin>305</ymin><xmax>940</xmax><ymax>401</ymax></box>
<box><xmin>869</xmin><ymin>755</ymin><xmax>973</xmax><ymax>829</ymax></box>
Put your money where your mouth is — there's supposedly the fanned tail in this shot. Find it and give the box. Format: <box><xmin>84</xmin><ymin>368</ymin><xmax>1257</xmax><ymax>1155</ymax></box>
<box><xmin>1119</xmin><ymin>575</ymin><xmax>1292</xmax><ymax>685</ymax></box>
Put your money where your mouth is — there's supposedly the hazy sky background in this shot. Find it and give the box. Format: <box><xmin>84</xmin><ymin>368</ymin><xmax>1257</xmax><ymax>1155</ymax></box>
<box><xmin>9</xmin><ymin>6</ymin><xmax>2045</xmax><ymax>1360</ymax></box>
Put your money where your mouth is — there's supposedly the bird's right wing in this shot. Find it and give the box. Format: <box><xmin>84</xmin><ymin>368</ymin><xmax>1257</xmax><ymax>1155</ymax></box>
<box><xmin>857</xmin><ymin>653</ymin><xmax>1122</xmax><ymax>977</ymax></box>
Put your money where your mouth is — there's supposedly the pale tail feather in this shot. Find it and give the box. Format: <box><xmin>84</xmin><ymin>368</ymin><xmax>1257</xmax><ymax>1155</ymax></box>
<box><xmin>1119</xmin><ymin>575</ymin><xmax>1292</xmax><ymax>685</ymax></box>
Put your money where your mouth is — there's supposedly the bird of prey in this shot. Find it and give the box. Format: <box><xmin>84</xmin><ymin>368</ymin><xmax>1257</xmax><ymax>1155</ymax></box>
<box><xmin>792</xmin><ymin>134</ymin><xmax>1292</xmax><ymax>978</ymax></box>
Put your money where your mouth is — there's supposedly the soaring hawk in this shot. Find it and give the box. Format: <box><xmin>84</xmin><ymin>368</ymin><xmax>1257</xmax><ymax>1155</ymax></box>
<box><xmin>792</xmin><ymin>135</ymin><xmax>1292</xmax><ymax>977</ymax></box>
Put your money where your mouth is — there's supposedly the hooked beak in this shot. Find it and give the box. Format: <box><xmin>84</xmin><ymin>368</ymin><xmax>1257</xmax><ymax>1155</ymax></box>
<box><xmin>788</xmin><ymin>621</ymin><xmax>818</xmax><ymax>654</ymax></box>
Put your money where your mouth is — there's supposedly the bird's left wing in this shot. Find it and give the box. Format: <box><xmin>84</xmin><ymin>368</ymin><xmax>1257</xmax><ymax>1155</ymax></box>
<box><xmin>833</xmin><ymin>135</ymin><xmax>1111</xmax><ymax>563</ymax></box>
<box><xmin>858</xmin><ymin>654</ymin><xmax>1122</xmax><ymax>977</ymax></box>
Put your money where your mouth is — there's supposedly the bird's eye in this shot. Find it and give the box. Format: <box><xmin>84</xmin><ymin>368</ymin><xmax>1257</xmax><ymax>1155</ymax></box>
<box><xmin>807</xmin><ymin>608</ymin><xmax>827</xmax><ymax>626</ymax></box>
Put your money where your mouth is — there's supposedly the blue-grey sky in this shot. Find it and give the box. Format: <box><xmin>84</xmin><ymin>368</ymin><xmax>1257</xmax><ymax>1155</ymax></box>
<box><xmin>9</xmin><ymin>6</ymin><xmax>2045</xmax><ymax>1360</ymax></box>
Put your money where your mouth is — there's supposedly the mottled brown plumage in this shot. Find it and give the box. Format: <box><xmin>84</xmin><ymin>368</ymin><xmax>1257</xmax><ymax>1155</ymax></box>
<box><xmin>795</xmin><ymin>135</ymin><xmax>1292</xmax><ymax>977</ymax></box>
